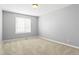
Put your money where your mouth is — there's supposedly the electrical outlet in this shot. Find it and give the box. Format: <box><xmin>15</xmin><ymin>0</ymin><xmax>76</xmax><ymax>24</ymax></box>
<box><xmin>65</xmin><ymin>40</ymin><xmax>71</xmax><ymax>44</ymax></box>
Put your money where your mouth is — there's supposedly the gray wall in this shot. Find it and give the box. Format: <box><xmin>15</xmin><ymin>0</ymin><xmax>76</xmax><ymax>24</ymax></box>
<box><xmin>0</xmin><ymin>8</ymin><xmax>2</xmax><ymax>41</ymax></box>
<box><xmin>39</xmin><ymin>5</ymin><xmax>79</xmax><ymax>47</ymax></box>
<box><xmin>3</xmin><ymin>11</ymin><xmax>38</xmax><ymax>40</ymax></box>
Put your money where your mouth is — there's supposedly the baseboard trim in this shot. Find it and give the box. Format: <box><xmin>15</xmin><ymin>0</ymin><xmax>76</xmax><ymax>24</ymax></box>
<box><xmin>39</xmin><ymin>36</ymin><xmax>79</xmax><ymax>49</ymax></box>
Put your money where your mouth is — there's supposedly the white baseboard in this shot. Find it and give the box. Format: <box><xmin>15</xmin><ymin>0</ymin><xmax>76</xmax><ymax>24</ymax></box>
<box><xmin>39</xmin><ymin>36</ymin><xmax>79</xmax><ymax>49</ymax></box>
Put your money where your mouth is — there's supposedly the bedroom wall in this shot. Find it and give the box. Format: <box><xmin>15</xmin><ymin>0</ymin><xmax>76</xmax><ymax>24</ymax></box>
<box><xmin>39</xmin><ymin>5</ymin><xmax>79</xmax><ymax>47</ymax></box>
<box><xmin>0</xmin><ymin>8</ymin><xmax>2</xmax><ymax>41</ymax></box>
<box><xmin>3</xmin><ymin>11</ymin><xmax>38</xmax><ymax>40</ymax></box>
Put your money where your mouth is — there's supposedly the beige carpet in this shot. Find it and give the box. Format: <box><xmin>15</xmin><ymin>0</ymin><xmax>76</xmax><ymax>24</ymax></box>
<box><xmin>0</xmin><ymin>37</ymin><xmax>79</xmax><ymax>55</ymax></box>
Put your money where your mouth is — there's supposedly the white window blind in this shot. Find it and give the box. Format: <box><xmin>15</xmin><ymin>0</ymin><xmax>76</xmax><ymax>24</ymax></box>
<box><xmin>16</xmin><ymin>17</ymin><xmax>31</xmax><ymax>34</ymax></box>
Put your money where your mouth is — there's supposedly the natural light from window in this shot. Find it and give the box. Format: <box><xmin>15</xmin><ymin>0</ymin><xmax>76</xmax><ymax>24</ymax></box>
<box><xmin>16</xmin><ymin>17</ymin><xmax>31</xmax><ymax>34</ymax></box>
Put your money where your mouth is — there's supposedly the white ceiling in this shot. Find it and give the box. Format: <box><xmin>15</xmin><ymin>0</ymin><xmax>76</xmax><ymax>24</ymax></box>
<box><xmin>0</xmin><ymin>4</ymin><xmax>71</xmax><ymax>16</ymax></box>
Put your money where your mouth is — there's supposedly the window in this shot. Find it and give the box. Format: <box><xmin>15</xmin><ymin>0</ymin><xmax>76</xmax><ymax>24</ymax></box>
<box><xmin>16</xmin><ymin>17</ymin><xmax>31</xmax><ymax>34</ymax></box>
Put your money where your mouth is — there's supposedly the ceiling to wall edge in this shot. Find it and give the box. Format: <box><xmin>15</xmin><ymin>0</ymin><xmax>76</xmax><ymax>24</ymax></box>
<box><xmin>2</xmin><ymin>10</ymin><xmax>39</xmax><ymax>17</ymax></box>
<box><xmin>1</xmin><ymin>4</ymin><xmax>72</xmax><ymax>17</ymax></box>
<box><xmin>40</xmin><ymin>4</ymin><xmax>72</xmax><ymax>16</ymax></box>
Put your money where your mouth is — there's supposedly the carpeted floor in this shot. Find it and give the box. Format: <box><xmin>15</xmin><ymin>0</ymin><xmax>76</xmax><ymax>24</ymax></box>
<box><xmin>0</xmin><ymin>37</ymin><xmax>79</xmax><ymax>55</ymax></box>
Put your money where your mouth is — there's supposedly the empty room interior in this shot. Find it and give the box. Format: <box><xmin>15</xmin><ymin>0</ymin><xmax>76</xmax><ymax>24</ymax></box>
<box><xmin>0</xmin><ymin>4</ymin><xmax>79</xmax><ymax>55</ymax></box>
